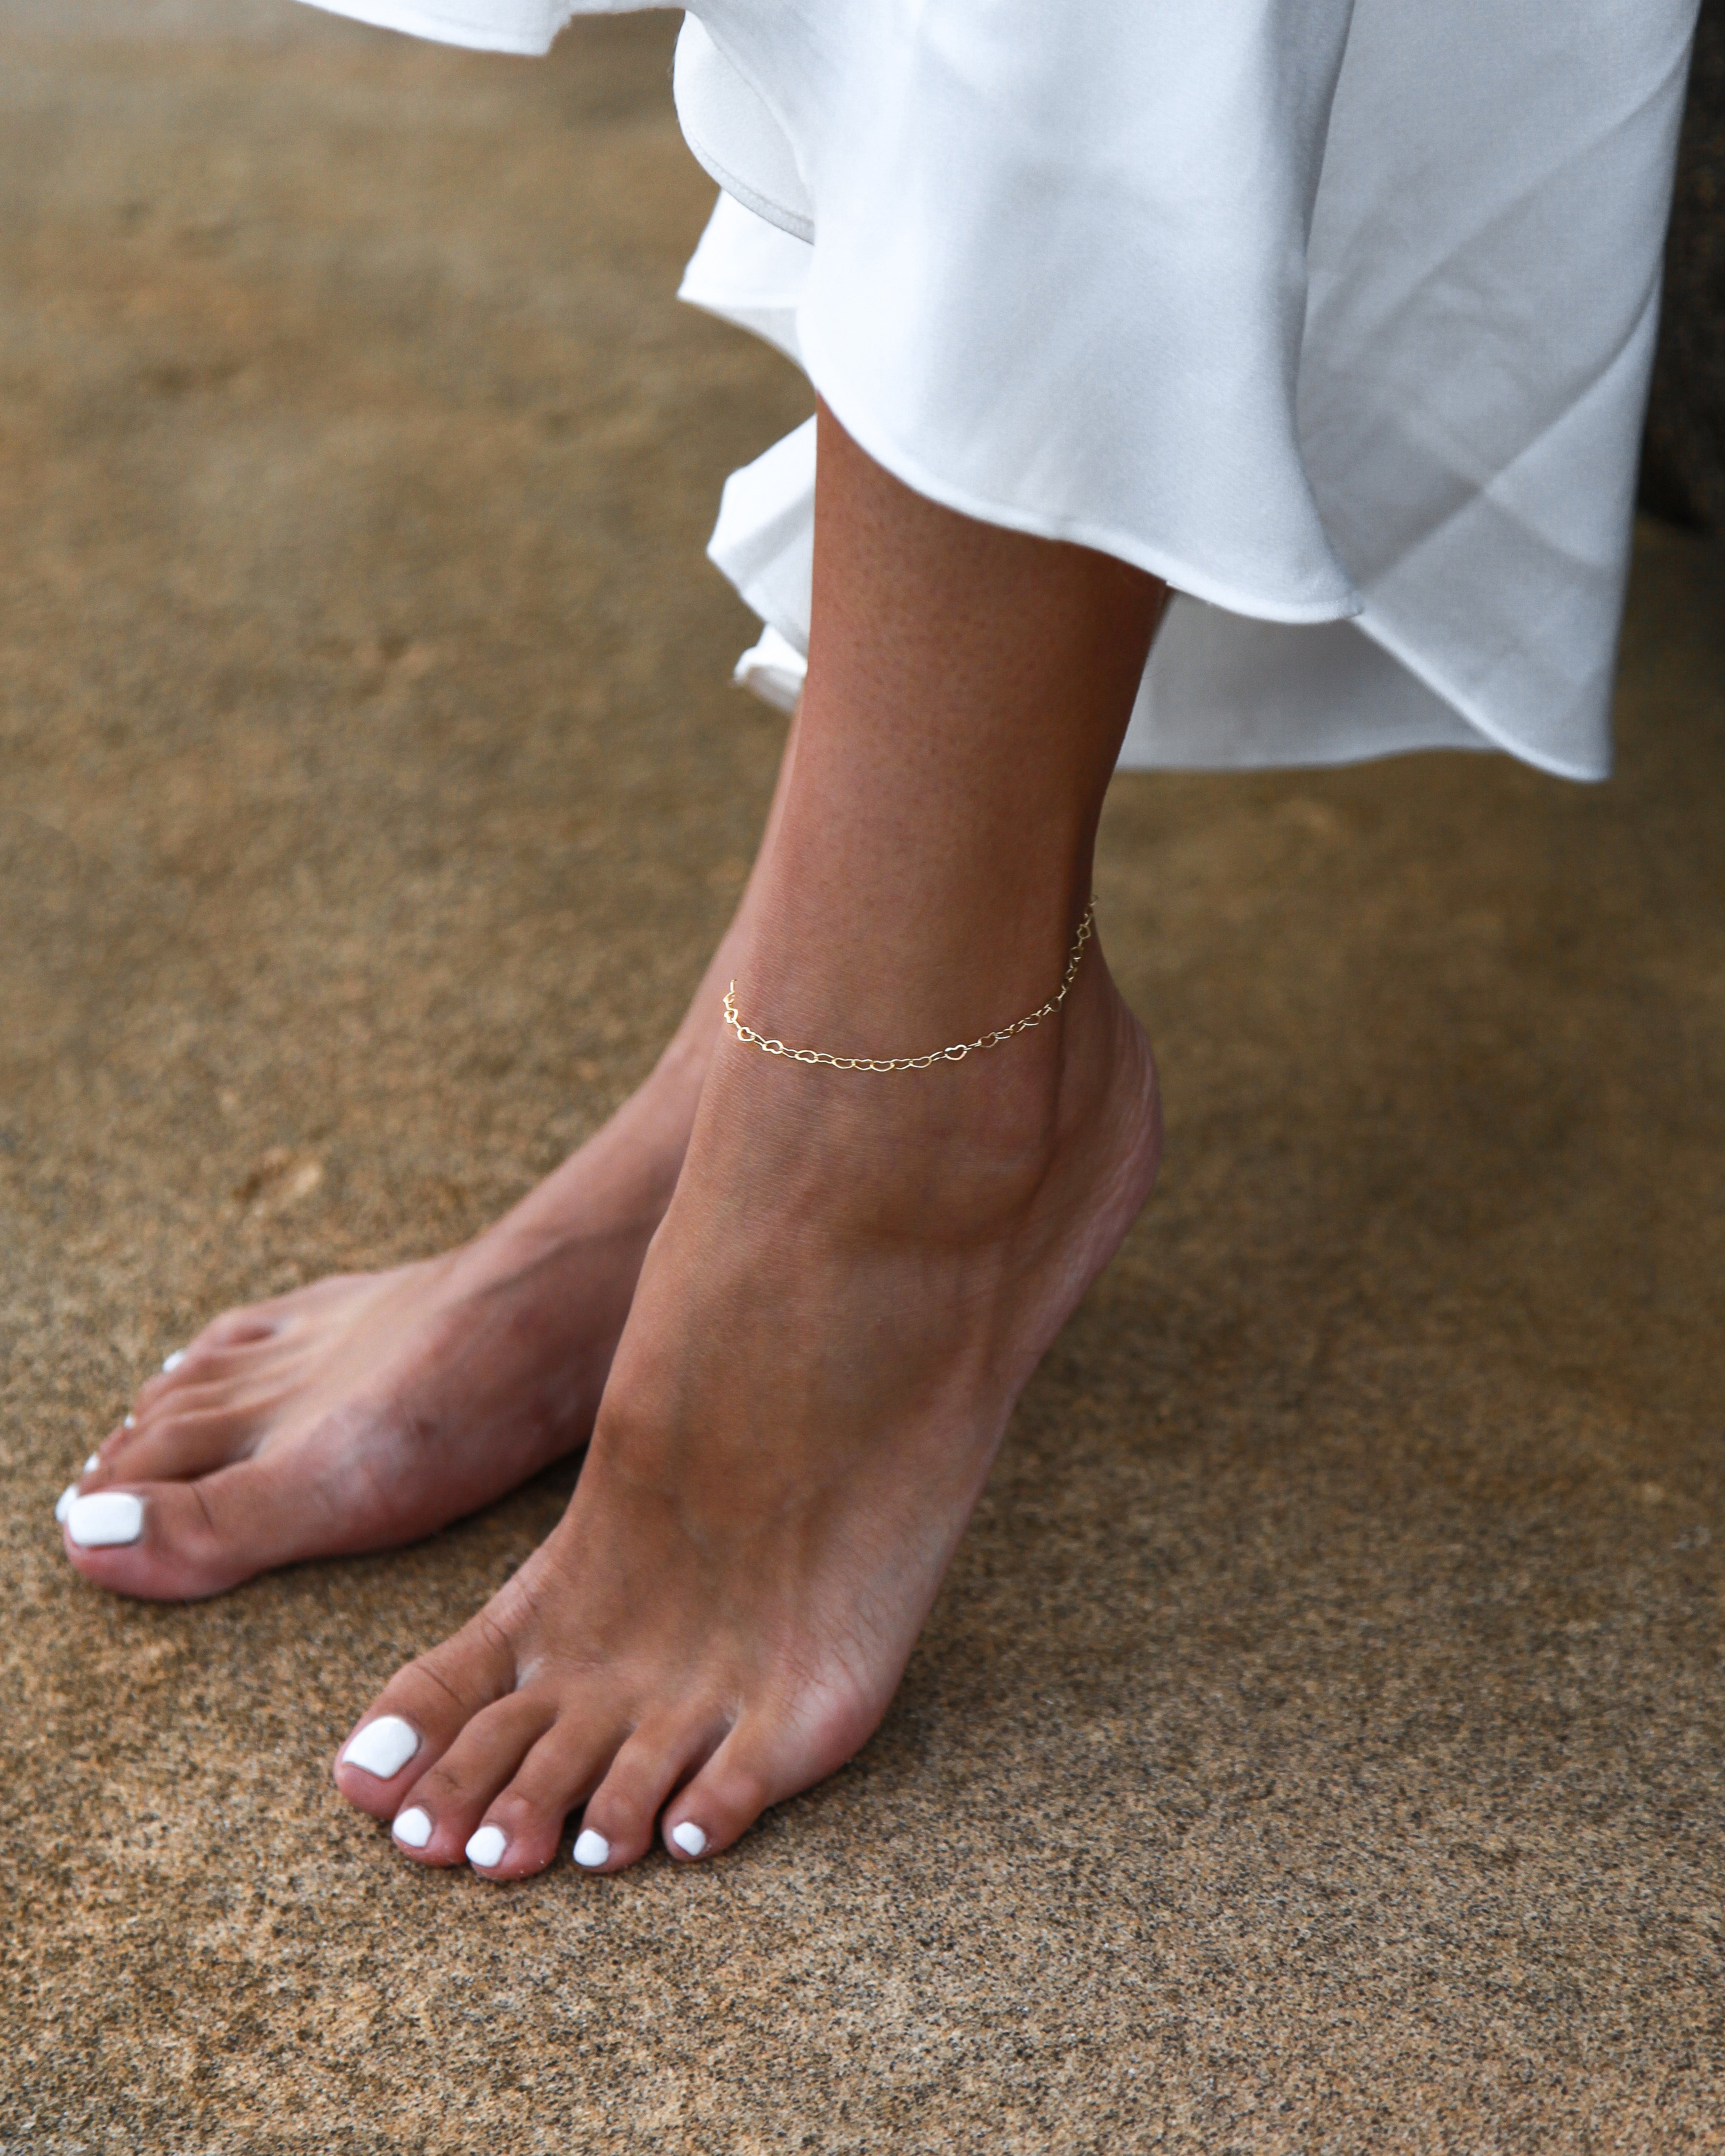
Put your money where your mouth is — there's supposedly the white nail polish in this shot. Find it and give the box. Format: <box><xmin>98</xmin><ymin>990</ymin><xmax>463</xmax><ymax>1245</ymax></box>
<box><xmin>392</xmin><ymin>1807</ymin><xmax>433</xmax><ymax>1849</ymax></box>
<box><xmin>340</xmin><ymin>1715</ymin><xmax>421</xmax><ymax>1780</ymax></box>
<box><xmin>161</xmin><ymin>1350</ymin><xmax>186</xmax><ymax>1373</ymax></box>
<box><xmin>84</xmin><ymin>1454</ymin><xmax>100</xmax><ymax>1474</ymax></box>
<box><xmin>123</xmin><ymin>1415</ymin><xmax>135</xmax><ymax>1429</ymax></box>
<box><xmin>573</xmin><ymin>1829</ymin><xmax>610</xmax><ymax>1869</ymax></box>
<box><xmin>465</xmin><ymin>1824</ymin><xmax>507</xmax><ymax>1869</ymax></box>
<box><xmin>64</xmin><ymin>1491</ymin><xmax>144</xmax><ymax>1547</ymax></box>
<box><xmin>670</xmin><ymin>1821</ymin><xmax>707</xmax><ymax>1858</ymax></box>
<box><xmin>54</xmin><ymin>1483</ymin><xmax>79</xmax><ymax>1525</ymax></box>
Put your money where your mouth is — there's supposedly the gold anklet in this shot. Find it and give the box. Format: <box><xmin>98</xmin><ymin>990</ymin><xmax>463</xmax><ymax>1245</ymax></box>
<box><xmin>722</xmin><ymin>899</ymin><xmax>1096</xmax><ymax>1073</ymax></box>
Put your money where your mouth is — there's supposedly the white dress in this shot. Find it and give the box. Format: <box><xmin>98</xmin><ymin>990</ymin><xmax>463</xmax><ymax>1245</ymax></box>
<box><xmin>299</xmin><ymin>0</ymin><xmax>1700</xmax><ymax>780</ymax></box>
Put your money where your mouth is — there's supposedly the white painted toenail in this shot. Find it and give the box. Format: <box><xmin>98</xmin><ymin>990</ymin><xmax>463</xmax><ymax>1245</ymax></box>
<box><xmin>670</xmin><ymin>1822</ymin><xmax>707</xmax><ymax>1858</ymax></box>
<box><xmin>65</xmin><ymin>1491</ymin><xmax>144</xmax><ymax>1547</ymax></box>
<box><xmin>392</xmin><ymin>1807</ymin><xmax>433</xmax><ymax>1849</ymax></box>
<box><xmin>465</xmin><ymin>1825</ymin><xmax>507</xmax><ymax>1869</ymax></box>
<box><xmin>54</xmin><ymin>1483</ymin><xmax>79</xmax><ymax>1525</ymax></box>
<box><xmin>123</xmin><ymin>1415</ymin><xmax>135</xmax><ymax>1429</ymax></box>
<box><xmin>573</xmin><ymin>1829</ymin><xmax>610</xmax><ymax>1869</ymax></box>
<box><xmin>84</xmin><ymin>1454</ymin><xmax>100</xmax><ymax>1474</ymax></box>
<box><xmin>161</xmin><ymin>1350</ymin><xmax>186</xmax><ymax>1373</ymax></box>
<box><xmin>340</xmin><ymin>1715</ymin><xmax>421</xmax><ymax>1780</ymax></box>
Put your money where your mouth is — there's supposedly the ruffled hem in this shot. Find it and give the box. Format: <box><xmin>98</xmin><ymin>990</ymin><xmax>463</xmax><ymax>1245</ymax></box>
<box><xmin>291</xmin><ymin>0</ymin><xmax>1699</xmax><ymax>781</ymax></box>
<box><xmin>292</xmin><ymin>0</ymin><xmax>567</xmax><ymax>55</ymax></box>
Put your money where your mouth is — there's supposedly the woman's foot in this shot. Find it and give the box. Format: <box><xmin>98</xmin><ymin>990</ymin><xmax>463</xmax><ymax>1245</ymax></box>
<box><xmin>329</xmin><ymin>400</ymin><xmax>1168</xmax><ymax>1873</ymax></box>
<box><xmin>332</xmin><ymin>946</ymin><xmax>1160</xmax><ymax>1874</ymax></box>
<box><xmin>57</xmin><ymin>1037</ymin><xmax>709</xmax><ymax>1601</ymax></box>
<box><xmin>57</xmin><ymin>715</ymin><xmax>815</xmax><ymax>1604</ymax></box>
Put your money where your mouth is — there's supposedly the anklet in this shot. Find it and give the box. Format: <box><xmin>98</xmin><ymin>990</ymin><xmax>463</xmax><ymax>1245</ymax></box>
<box><xmin>722</xmin><ymin>899</ymin><xmax>1096</xmax><ymax>1072</ymax></box>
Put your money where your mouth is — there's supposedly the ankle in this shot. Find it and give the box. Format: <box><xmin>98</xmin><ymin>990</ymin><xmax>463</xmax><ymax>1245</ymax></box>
<box><xmin>701</xmin><ymin>944</ymin><xmax>1130</xmax><ymax>1250</ymax></box>
<box><xmin>734</xmin><ymin>852</ymin><xmax>1097</xmax><ymax>1078</ymax></box>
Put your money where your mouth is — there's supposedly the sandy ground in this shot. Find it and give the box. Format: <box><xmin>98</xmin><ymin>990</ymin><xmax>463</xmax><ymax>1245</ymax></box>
<box><xmin>3</xmin><ymin>10</ymin><xmax>1725</xmax><ymax>2152</ymax></box>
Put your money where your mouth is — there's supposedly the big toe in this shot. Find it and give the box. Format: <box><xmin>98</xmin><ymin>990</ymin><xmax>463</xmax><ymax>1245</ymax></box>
<box><xmin>58</xmin><ymin>1456</ymin><xmax>325</xmax><ymax>1601</ymax></box>
<box><xmin>332</xmin><ymin>1608</ymin><xmax>522</xmax><ymax>1824</ymax></box>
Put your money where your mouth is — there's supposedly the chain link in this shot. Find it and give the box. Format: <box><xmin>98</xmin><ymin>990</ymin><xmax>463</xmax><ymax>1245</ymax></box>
<box><xmin>722</xmin><ymin>899</ymin><xmax>1096</xmax><ymax>1072</ymax></box>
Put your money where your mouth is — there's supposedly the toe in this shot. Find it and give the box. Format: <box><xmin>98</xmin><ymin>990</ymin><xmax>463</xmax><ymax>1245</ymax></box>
<box><xmin>129</xmin><ymin>1355</ymin><xmax>269</xmax><ymax>1428</ymax></box>
<box><xmin>467</xmin><ymin>1717</ymin><xmax>627</xmax><ymax>1880</ymax></box>
<box><xmin>385</xmin><ymin>1694</ymin><xmax>553</xmax><ymax>1867</ymax></box>
<box><xmin>661</xmin><ymin>1718</ymin><xmax>803</xmax><ymax>1863</ymax></box>
<box><xmin>123</xmin><ymin>1316</ymin><xmax>290</xmax><ymax>1425</ymax></box>
<box><xmin>94</xmin><ymin>1404</ymin><xmax>260</xmax><ymax>1488</ymax></box>
<box><xmin>60</xmin><ymin>1443</ymin><xmax>372</xmax><ymax>1600</ymax></box>
<box><xmin>576</xmin><ymin>1715</ymin><xmax>722</xmax><ymax>1873</ymax></box>
<box><xmin>333</xmin><ymin>1606</ymin><xmax>521</xmax><ymax>1822</ymax></box>
<box><xmin>59</xmin><ymin>1465</ymin><xmax>296</xmax><ymax>1601</ymax></box>
<box><xmin>196</xmin><ymin>1307</ymin><xmax>284</xmax><ymax>1352</ymax></box>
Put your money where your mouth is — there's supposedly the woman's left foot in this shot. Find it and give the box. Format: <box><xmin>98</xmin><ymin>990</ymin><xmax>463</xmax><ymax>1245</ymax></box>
<box><xmin>54</xmin><ymin>1039</ymin><xmax>707</xmax><ymax>1601</ymax></box>
<box><xmin>332</xmin><ymin>945</ymin><xmax>1160</xmax><ymax>1875</ymax></box>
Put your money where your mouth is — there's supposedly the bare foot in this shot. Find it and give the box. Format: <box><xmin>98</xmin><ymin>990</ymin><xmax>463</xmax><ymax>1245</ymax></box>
<box><xmin>56</xmin><ymin>711</ymin><xmax>816</xmax><ymax>1604</ymax></box>
<box><xmin>57</xmin><ymin>1038</ymin><xmax>707</xmax><ymax>1601</ymax></box>
<box><xmin>328</xmin><ymin>396</ymin><xmax>1166</xmax><ymax>1875</ymax></box>
<box><xmin>330</xmin><ymin>946</ymin><xmax>1160</xmax><ymax>1874</ymax></box>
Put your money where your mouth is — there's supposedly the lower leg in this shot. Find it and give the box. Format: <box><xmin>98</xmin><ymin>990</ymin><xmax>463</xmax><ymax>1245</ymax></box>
<box><xmin>335</xmin><ymin>406</ymin><xmax>1167</xmax><ymax>1875</ymax></box>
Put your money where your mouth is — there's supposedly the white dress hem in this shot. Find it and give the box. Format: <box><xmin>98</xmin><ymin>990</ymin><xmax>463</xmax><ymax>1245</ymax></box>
<box><xmin>292</xmin><ymin>0</ymin><xmax>555</xmax><ymax>53</ymax></box>
<box><xmin>799</xmin><ymin>320</ymin><xmax>1366</xmax><ymax>633</ymax></box>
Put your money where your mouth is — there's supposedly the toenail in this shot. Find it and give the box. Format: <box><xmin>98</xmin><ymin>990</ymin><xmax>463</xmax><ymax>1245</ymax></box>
<box><xmin>573</xmin><ymin>1829</ymin><xmax>610</xmax><ymax>1869</ymax></box>
<box><xmin>670</xmin><ymin>1821</ymin><xmax>707</xmax><ymax>1858</ymax></box>
<box><xmin>392</xmin><ymin>1807</ymin><xmax>433</xmax><ymax>1849</ymax></box>
<box><xmin>84</xmin><ymin>1454</ymin><xmax>100</xmax><ymax>1474</ymax></box>
<box><xmin>54</xmin><ymin>1483</ymin><xmax>79</xmax><ymax>1525</ymax></box>
<box><xmin>340</xmin><ymin>1715</ymin><xmax>422</xmax><ymax>1780</ymax></box>
<box><xmin>161</xmin><ymin>1350</ymin><xmax>186</xmax><ymax>1373</ymax></box>
<box><xmin>465</xmin><ymin>1825</ymin><xmax>507</xmax><ymax>1869</ymax></box>
<box><xmin>64</xmin><ymin>1491</ymin><xmax>144</xmax><ymax>1547</ymax></box>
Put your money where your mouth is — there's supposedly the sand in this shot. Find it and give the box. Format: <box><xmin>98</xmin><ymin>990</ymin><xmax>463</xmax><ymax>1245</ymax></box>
<box><xmin>3</xmin><ymin>11</ymin><xmax>1724</xmax><ymax>2151</ymax></box>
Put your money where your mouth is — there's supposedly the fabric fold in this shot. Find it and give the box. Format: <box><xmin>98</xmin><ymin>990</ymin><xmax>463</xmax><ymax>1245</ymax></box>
<box><xmin>291</xmin><ymin>0</ymin><xmax>1701</xmax><ymax>781</ymax></box>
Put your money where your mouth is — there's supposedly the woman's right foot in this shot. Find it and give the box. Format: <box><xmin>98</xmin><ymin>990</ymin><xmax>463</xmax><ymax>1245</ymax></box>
<box><xmin>332</xmin><ymin>934</ymin><xmax>1161</xmax><ymax>1879</ymax></box>
<box><xmin>56</xmin><ymin>1028</ymin><xmax>710</xmax><ymax>1601</ymax></box>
